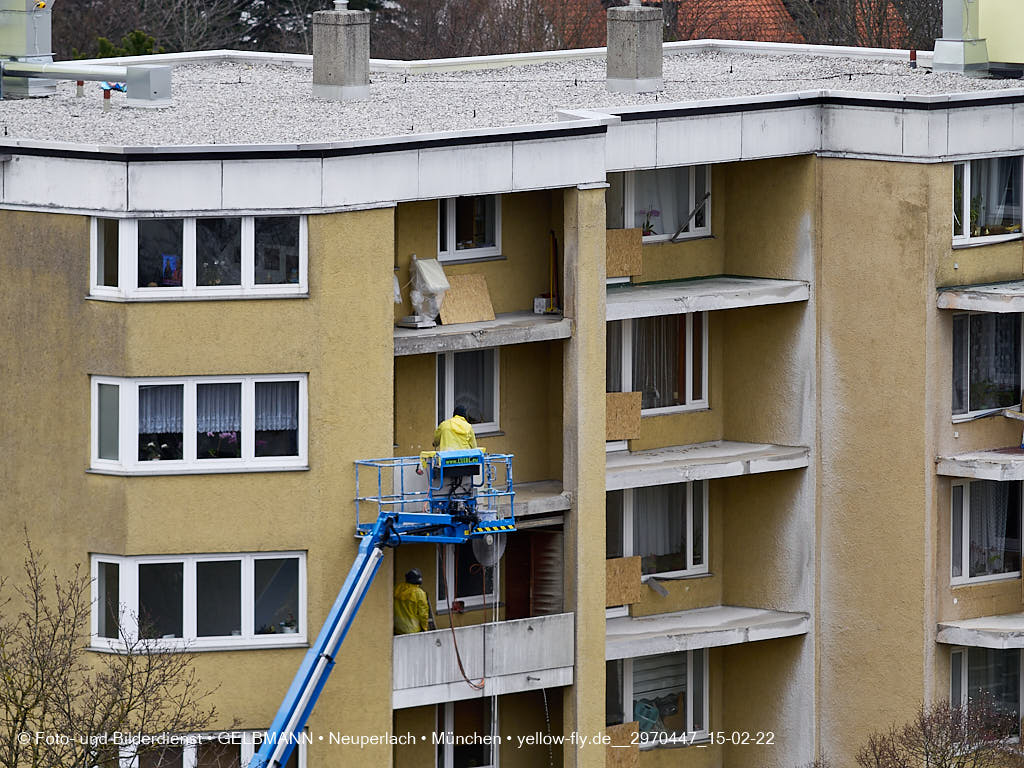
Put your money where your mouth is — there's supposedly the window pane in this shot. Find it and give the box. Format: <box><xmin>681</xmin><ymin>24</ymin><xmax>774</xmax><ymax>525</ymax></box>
<box><xmin>139</xmin><ymin>747</ymin><xmax>183</xmax><ymax>768</ymax></box>
<box><xmin>634</xmin><ymin>167</ymin><xmax>689</xmax><ymax>237</ymax></box>
<box><xmin>439</xmin><ymin>199</ymin><xmax>448</xmax><ymax>253</ymax></box>
<box><xmin>454</xmin><ymin>196</ymin><xmax>496</xmax><ymax>250</ymax></box>
<box><xmin>691</xmin><ymin>313</ymin><xmax>703</xmax><ymax>401</ymax></box>
<box><xmin>97</xmin><ymin>561</ymin><xmax>119</xmax><ymax>639</ymax></box>
<box><xmin>691</xmin><ymin>480</ymin><xmax>705</xmax><ymax>567</ymax></box>
<box><xmin>953</xmin><ymin>163</ymin><xmax>965</xmax><ymax>237</ymax></box>
<box><xmin>693</xmin><ymin>166</ymin><xmax>708</xmax><ymax>230</ymax></box>
<box><xmin>606</xmin><ymin>659</ymin><xmax>624</xmax><ymax>726</ymax></box>
<box><xmin>255</xmin><ymin>381</ymin><xmax>299</xmax><ymax>457</ymax></box>
<box><xmin>438</xmin><ymin>544</ymin><xmax>493</xmax><ymax>602</ymax></box>
<box><xmin>691</xmin><ymin>648</ymin><xmax>705</xmax><ymax>731</ymax></box>
<box><xmin>634</xmin><ymin>653</ymin><xmax>687</xmax><ymax>736</ymax></box>
<box><xmin>196</xmin><ymin>741</ymin><xmax>241</xmax><ymax>768</ymax></box>
<box><xmin>437</xmin><ymin>356</ymin><xmax>447</xmax><ymax>424</ymax></box>
<box><xmin>254</xmin><ymin>558</ymin><xmax>299</xmax><ymax>635</ymax></box>
<box><xmin>138</xmin><ymin>219</ymin><xmax>183</xmax><ymax>288</ymax></box>
<box><xmin>968</xmin><ymin>647</ymin><xmax>1020</xmax><ymax>728</ymax></box>
<box><xmin>138</xmin><ymin>384</ymin><xmax>184</xmax><ymax>461</ymax></box>
<box><xmin>970</xmin><ymin>157</ymin><xmax>1022</xmax><ymax>237</ymax></box>
<box><xmin>197</xmin><ymin>218</ymin><xmax>242</xmax><ymax>287</ymax></box>
<box><xmin>968</xmin><ymin>480</ymin><xmax>1022</xmax><ymax>578</ymax></box>
<box><xmin>634</xmin><ymin>484</ymin><xmax>687</xmax><ymax>575</ymax></box>
<box><xmin>197</xmin><ymin>560</ymin><xmax>241</xmax><ymax>637</ymax></box>
<box><xmin>254</xmin><ymin>217</ymin><xmax>300</xmax><ymax>285</ymax></box>
<box><xmin>606</xmin><ymin>491</ymin><xmax>624</xmax><ymax>559</ymax></box>
<box><xmin>138</xmin><ymin>562</ymin><xmax>183</xmax><ymax>639</ymax></box>
<box><xmin>952</xmin><ymin>485</ymin><xmax>964</xmax><ymax>579</ymax></box>
<box><xmin>453</xmin><ymin>349</ymin><xmax>495</xmax><ymax>425</ymax></box>
<box><xmin>951</xmin><ymin>650</ymin><xmax>963</xmax><ymax>706</ymax></box>
<box><xmin>606</xmin><ymin>173</ymin><xmax>625</xmax><ymax>229</ymax></box>
<box><xmin>97</xmin><ymin>218</ymin><xmax>119</xmax><ymax>287</ymax></box>
<box><xmin>968</xmin><ymin>313</ymin><xmax>1020</xmax><ymax>412</ymax></box>
<box><xmin>952</xmin><ymin>314</ymin><xmax>968</xmax><ymax>415</ymax></box>
<box><xmin>197</xmin><ymin>383</ymin><xmax>241</xmax><ymax>460</ymax></box>
<box><xmin>452</xmin><ymin>698</ymin><xmax>492</xmax><ymax>767</ymax></box>
<box><xmin>633</xmin><ymin>316</ymin><xmax>685</xmax><ymax>409</ymax></box>
<box><xmin>97</xmin><ymin>383</ymin><xmax>119</xmax><ymax>461</ymax></box>
<box><xmin>606</xmin><ymin>321</ymin><xmax>623</xmax><ymax>393</ymax></box>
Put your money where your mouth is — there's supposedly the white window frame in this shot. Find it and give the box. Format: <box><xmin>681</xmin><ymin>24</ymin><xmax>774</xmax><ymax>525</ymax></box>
<box><xmin>90</xmin><ymin>374</ymin><xmax>308</xmax><ymax>475</ymax></box>
<box><xmin>950</xmin><ymin>646</ymin><xmax>1023</xmax><ymax>736</ymax></box>
<box><xmin>437</xmin><ymin>543</ymin><xmax>497</xmax><ymax>612</ymax></box>
<box><xmin>89</xmin><ymin>215</ymin><xmax>309</xmax><ymax>299</ymax></box>
<box><xmin>437</xmin><ymin>196</ymin><xmax>502</xmax><ymax>263</ymax></box>
<box><xmin>611</xmin><ymin>315</ymin><xmax>709</xmax><ymax>416</ymax></box>
<box><xmin>951</xmin><ymin>311</ymin><xmax>1023</xmax><ymax>422</ymax></box>
<box><xmin>436</xmin><ymin>699</ymin><xmax>499</xmax><ymax>768</ymax></box>
<box><xmin>953</xmin><ymin>158</ymin><xmax>1024</xmax><ymax>246</ymax></box>
<box><xmin>615</xmin><ymin>651</ymin><xmax>709</xmax><ymax>746</ymax></box>
<box><xmin>115</xmin><ymin>731</ymin><xmax>308</xmax><ymax>768</ymax></box>
<box><xmin>436</xmin><ymin>349</ymin><xmax>500</xmax><ymax>434</ymax></box>
<box><xmin>951</xmin><ymin>480</ymin><xmax>1023</xmax><ymax>586</ymax></box>
<box><xmin>618</xmin><ymin>166</ymin><xmax>711</xmax><ymax>243</ymax></box>
<box><xmin>90</xmin><ymin>552</ymin><xmax>307</xmax><ymax>652</ymax></box>
<box><xmin>613</xmin><ymin>483</ymin><xmax>709</xmax><ymax>580</ymax></box>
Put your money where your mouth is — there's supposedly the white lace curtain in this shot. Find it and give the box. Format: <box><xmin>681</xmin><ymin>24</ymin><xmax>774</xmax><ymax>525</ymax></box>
<box><xmin>632</xmin><ymin>316</ymin><xmax>682</xmax><ymax>409</ymax></box>
<box><xmin>633</xmin><ymin>167</ymin><xmax>688</xmax><ymax>236</ymax></box>
<box><xmin>138</xmin><ymin>385</ymin><xmax>183</xmax><ymax>434</ymax></box>
<box><xmin>138</xmin><ymin>382</ymin><xmax>298</xmax><ymax>434</ymax></box>
<box><xmin>973</xmin><ymin>157</ymin><xmax>1022</xmax><ymax>230</ymax></box>
<box><xmin>633</xmin><ymin>484</ymin><xmax>686</xmax><ymax>558</ymax></box>
<box><xmin>970</xmin><ymin>480</ymin><xmax>1010</xmax><ymax>575</ymax></box>
<box><xmin>255</xmin><ymin>381</ymin><xmax>299</xmax><ymax>431</ymax></box>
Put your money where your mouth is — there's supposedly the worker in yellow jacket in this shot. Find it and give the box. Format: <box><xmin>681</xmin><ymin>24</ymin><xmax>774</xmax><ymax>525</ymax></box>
<box><xmin>394</xmin><ymin>568</ymin><xmax>433</xmax><ymax>634</ymax></box>
<box><xmin>433</xmin><ymin>405</ymin><xmax>478</xmax><ymax>450</ymax></box>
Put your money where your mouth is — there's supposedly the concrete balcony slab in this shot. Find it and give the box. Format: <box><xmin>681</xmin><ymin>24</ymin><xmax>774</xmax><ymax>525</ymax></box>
<box><xmin>394</xmin><ymin>311</ymin><xmax>571</xmax><ymax>356</ymax></box>
<box><xmin>606</xmin><ymin>276</ymin><xmax>809</xmax><ymax>321</ymax></box>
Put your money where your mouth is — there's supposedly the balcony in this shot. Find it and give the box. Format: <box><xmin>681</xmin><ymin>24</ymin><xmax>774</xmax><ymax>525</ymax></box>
<box><xmin>392</xmin><ymin>612</ymin><xmax>575</xmax><ymax>708</ymax></box>
<box><xmin>393</xmin><ymin>311</ymin><xmax>572</xmax><ymax>356</ymax></box>
<box><xmin>606</xmin><ymin>276</ymin><xmax>810</xmax><ymax>321</ymax></box>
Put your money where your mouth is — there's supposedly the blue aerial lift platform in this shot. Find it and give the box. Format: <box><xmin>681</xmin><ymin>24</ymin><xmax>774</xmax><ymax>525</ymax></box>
<box><xmin>249</xmin><ymin>449</ymin><xmax>515</xmax><ymax>768</ymax></box>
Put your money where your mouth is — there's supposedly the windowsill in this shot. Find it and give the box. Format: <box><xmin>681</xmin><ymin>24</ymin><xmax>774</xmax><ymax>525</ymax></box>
<box><xmin>87</xmin><ymin>464</ymin><xmax>310</xmax><ymax>477</ymax></box>
<box><xmin>952</xmin><ymin>405</ymin><xmax>1020</xmax><ymax>423</ymax></box>
<box><xmin>438</xmin><ymin>252</ymin><xmax>505</xmax><ymax>265</ymax></box>
<box><xmin>89</xmin><ymin>639</ymin><xmax>309</xmax><ymax>654</ymax></box>
<box><xmin>87</xmin><ymin>292</ymin><xmax>309</xmax><ymax>303</ymax></box>
<box><xmin>951</xmin><ymin>572</ymin><xmax>1022</xmax><ymax>588</ymax></box>
<box><xmin>434</xmin><ymin>601</ymin><xmax>502</xmax><ymax>616</ymax></box>
<box><xmin>474</xmin><ymin>429</ymin><xmax>505</xmax><ymax>439</ymax></box>
<box><xmin>642</xmin><ymin>571</ymin><xmax>712</xmax><ymax>583</ymax></box>
<box><xmin>606</xmin><ymin>441</ymin><xmax>629</xmax><ymax>453</ymax></box>
<box><xmin>953</xmin><ymin>233</ymin><xmax>1023</xmax><ymax>249</ymax></box>
<box><xmin>641</xmin><ymin>404</ymin><xmax>710</xmax><ymax>417</ymax></box>
<box><xmin>641</xmin><ymin>233</ymin><xmax>714</xmax><ymax>246</ymax></box>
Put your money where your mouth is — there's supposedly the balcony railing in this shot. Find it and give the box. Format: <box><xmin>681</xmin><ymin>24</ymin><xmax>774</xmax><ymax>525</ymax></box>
<box><xmin>392</xmin><ymin>612</ymin><xmax>574</xmax><ymax>708</ymax></box>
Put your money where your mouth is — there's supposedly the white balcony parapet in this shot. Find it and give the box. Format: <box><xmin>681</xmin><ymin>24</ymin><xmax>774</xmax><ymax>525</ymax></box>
<box><xmin>938</xmin><ymin>613</ymin><xmax>1024</xmax><ymax>649</ymax></box>
<box><xmin>606</xmin><ymin>276</ymin><xmax>809</xmax><ymax>321</ymax></box>
<box><xmin>394</xmin><ymin>311</ymin><xmax>572</xmax><ymax>356</ymax></box>
<box><xmin>606</xmin><ymin>605</ymin><xmax>809</xmax><ymax>660</ymax></box>
<box><xmin>937</xmin><ymin>281</ymin><xmax>1024</xmax><ymax>313</ymax></box>
<box><xmin>936</xmin><ymin>447</ymin><xmax>1024</xmax><ymax>481</ymax></box>
<box><xmin>606</xmin><ymin>440</ymin><xmax>809</xmax><ymax>491</ymax></box>
<box><xmin>392</xmin><ymin>612</ymin><xmax>574</xmax><ymax>708</ymax></box>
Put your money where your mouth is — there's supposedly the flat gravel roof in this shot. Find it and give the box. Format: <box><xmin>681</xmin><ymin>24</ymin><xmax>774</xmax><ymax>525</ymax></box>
<box><xmin>0</xmin><ymin>50</ymin><xmax>1019</xmax><ymax>147</ymax></box>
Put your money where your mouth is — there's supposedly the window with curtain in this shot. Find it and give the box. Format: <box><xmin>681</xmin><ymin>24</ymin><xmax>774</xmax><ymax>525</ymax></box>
<box><xmin>605</xmin><ymin>650</ymin><xmax>707</xmax><ymax>742</ymax></box>
<box><xmin>952</xmin><ymin>312</ymin><xmax>1021</xmax><ymax>416</ymax></box>
<box><xmin>92</xmin><ymin>375</ymin><xmax>306</xmax><ymax>473</ymax></box>
<box><xmin>952</xmin><ymin>480</ymin><xmax>1022</xmax><ymax>582</ymax></box>
<box><xmin>954</xmin><ymin>157</ymin><xmax>1023</xmax><ymax>239</ymax></box>
<box><xmin>606</xmin><ymin>315</ymin><xmax>706</xmax><ymax>413</ymax></box>
<box><xmin>606</xmin><ymin>167</ymin><xmax>710</xmax><ymax>240</ymax></box>
<box><xmin>953</xmin><ymin>647</ymin><xmax>1021</xmax><ymax>733</ymax></box>
<box><xmin>437</xmin><ymin>349</ymin><xmax>498</xmax><ymax>431</ymax></box>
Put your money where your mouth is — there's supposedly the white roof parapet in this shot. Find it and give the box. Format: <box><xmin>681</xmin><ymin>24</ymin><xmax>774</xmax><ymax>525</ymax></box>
<box><xmin>393</xmin><ymin>311</ymin><xmax>572</xmax><ymax>356</ymax></box>
<box><xmin>937</xmin><ymin>614</ymin><xmax>1024</xmax><ymax>649</ymax></box>
<box><xmin>606</xmin><ymin>605</ymin><xmax>810</xmax><ymax>660</ymax></box>
<box><xmin>606</xmin><ymin>276</ymin><xmax>809</xmax><ymax>321</ymax></box>
<box><xmin>606</xmin><ymin>440</ymin><xmax>809</xmax><ymax>491</ymax></box>
<box><xmin>936</xmin><ymin>448</ymin><xmax>1024</xmax><ymax>481</ymax></box>
<box><xmin>937</xmin><ymin>281</ymin><xmax>1024</xmax><ymax>313</ymax></box>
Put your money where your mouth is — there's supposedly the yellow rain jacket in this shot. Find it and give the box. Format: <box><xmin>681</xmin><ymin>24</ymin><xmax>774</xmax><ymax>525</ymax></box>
<box><xmin>433</xmin><ymin>414</ymin><xmax>478</xmax><ymax>451</ymax></box>
<box><xmin>394</xmin><ymin>581</ymin><xmax>430</xmax><ymax>635</ymax></box>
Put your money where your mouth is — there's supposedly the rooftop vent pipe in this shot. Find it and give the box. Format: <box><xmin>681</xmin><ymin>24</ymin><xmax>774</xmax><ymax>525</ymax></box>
<box><xmin>606</xmin><ymin>0</ymin><xmax>663</xmax><ymax>94</ymax></box>
<box><xmin>933</xmin><ymin>0</ymin><xmax>989</xmax><ymax>74</ymax></box>
<box><xmin>312</xmin><ymin>0</ymin><xmax>370</xmax><ymax>101</ymax></box>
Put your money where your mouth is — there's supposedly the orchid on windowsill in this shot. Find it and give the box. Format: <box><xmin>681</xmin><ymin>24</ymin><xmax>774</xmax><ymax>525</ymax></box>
<box><xmin>639</xmin><ymin>207</ymin><xmax>660</xmax><ymax>237</ymax></box>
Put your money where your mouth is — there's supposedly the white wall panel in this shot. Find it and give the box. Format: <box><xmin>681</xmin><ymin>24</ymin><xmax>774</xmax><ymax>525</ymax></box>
<box><xmin>512</xmin><ymin>135</ymin><xmax>605</xmax><ymax>190</ymax></box>
<box><xmin>323</xmin><ymin>150</ymin><xmax>419</xmax><ymax>206</ymax></box>
<box><xmin>222</xmin><ymin>158</ymin><xmax>322</xmax><ymax>209</ymax></box>
<box><xmin>606</xmin><ymin>120</ymin><xmax>657</xmax><ymax>171</ymax></box>
<box><xmin>417</xmin><ymin>142</ymin><xmax>513</xmax><ymax>198</ymax></box>
<box><xmin>128</xmin><ymin>161</ymin><xmax>221</xmax><ymax>211</ymax></box>
<box><xmin>3</xmin><ymin>155</ymin><xmax>127</xmax><ymax>210</ymax></box>
<box><xmin>657</xmin><ymin>113</ymin><xmax>742</xmax><ymax>166</ymax></box>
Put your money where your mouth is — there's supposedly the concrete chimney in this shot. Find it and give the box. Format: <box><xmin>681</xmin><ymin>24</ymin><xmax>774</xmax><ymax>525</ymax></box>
<box><xmin>933</xmin><ymin>0</ymin><xmax>988</xmax><ymax>74</ymax></box>
<box><xmin>312</xmin><ymin>1</ymin><xmax>370</xmax><ymax>101</ymax></box>
<box><xmin>606</xmin><ymin>0</ymin><xmax>663</xmax><ymax>94</ymax></box>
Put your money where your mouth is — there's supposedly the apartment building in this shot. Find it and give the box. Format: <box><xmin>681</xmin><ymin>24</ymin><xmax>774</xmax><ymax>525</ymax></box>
<box><xmin>5</xmin><ymin>6</ymin><xmax>1024</xmax><ymax>768</ymax></box>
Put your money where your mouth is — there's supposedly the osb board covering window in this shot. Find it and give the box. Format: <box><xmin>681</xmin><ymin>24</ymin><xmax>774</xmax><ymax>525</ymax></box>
<box><xmin>606</xmin><ymin>228</ymin><xmax>642</xmax><ymax>278</ymax></box>
<box><xmin>440</xmin><ymin>273</ymin><xmax>495</xmax><ymax>324</ymax></box>
<box><xmin>606</xmin><ymin>722</ymin><xmax>639</xmax><ymax>768</ymax></box>
<box><xmin>606</xmin><ymin>556</ymin><xmax>644</xmax><ymax>607</ymax></box>
<box><xmin>607</xmin><ymin>391</ymin><xmax>641</xmax><ymax>441</ymax></box>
